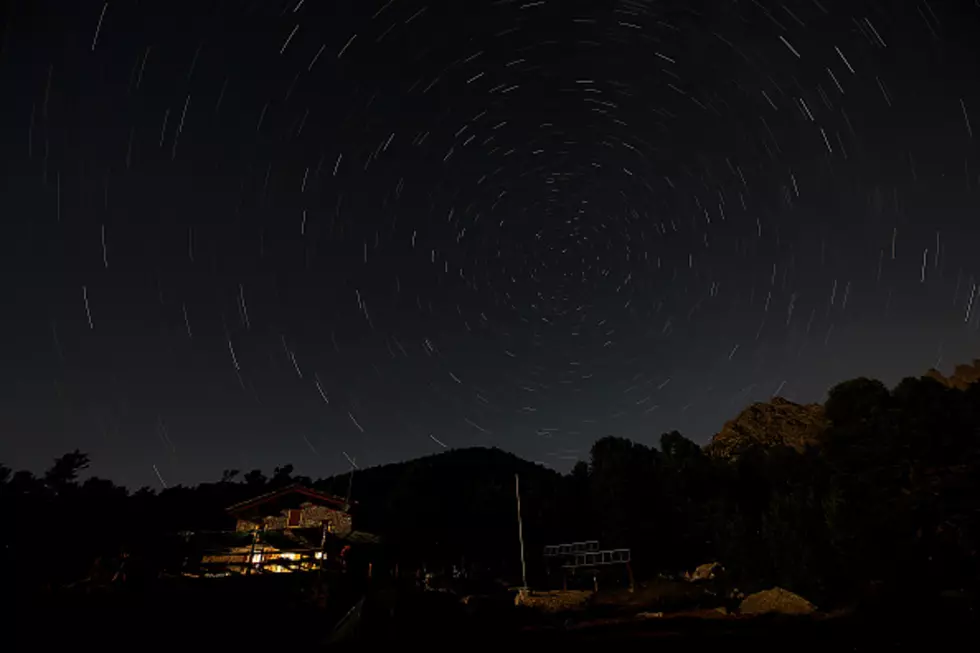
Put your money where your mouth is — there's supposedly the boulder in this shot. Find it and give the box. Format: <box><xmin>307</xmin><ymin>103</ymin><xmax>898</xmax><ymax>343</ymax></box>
<box><xmin>739</xmin><ymin>587</ymin><xmax>817</xmax><ymax>616</ymax></box>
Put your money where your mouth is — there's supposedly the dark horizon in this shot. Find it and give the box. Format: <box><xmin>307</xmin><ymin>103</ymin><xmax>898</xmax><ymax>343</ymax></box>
<box><xmin>2</xmin><ymin>0</ymin><xmax>980</xmax><ymax>489</ymax></box>
<box><xmin>4</xmin><ymin>357</ymin><xmax>972</xmax><ymax>491</ymax></box>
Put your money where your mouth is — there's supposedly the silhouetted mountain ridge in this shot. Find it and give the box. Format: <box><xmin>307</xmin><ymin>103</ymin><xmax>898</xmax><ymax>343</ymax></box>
<box><xmin>311</xmin><ymin>447</ymin><xmax>565</xmax><ymax>569</ymax></box>
<box><xmin>316</xmin><ymin>446</ymin><xmax>559</xmax><ymax>494</ymax></box>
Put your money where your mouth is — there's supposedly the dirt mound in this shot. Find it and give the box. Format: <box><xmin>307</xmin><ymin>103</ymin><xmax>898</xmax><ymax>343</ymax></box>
<box><xmin>739</xmin><ymin>587</ymin><xmax>816</xmax><ymax>616</ymax></box>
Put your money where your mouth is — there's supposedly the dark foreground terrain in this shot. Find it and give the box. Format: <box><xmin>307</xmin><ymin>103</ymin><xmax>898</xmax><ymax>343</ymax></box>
<box><xmin>15</xmin><ymin>574</ymin><xmax>976</xmax><ymax>652</ymax></box>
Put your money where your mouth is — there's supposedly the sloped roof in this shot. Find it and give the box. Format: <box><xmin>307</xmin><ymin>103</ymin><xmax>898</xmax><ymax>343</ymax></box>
<box><xmin>226</xmin><ymin>483</ymin><xmax>350</xmax><ymax>514</ymax></box>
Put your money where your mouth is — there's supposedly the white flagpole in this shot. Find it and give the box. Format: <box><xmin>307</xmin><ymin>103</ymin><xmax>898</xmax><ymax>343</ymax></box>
<box><xmin>516</xmin><ymin>473</ymin><xmax>528</xmax><ymax>589</ymax></box>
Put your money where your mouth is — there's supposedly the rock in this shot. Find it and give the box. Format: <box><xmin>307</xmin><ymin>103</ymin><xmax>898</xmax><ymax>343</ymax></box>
<box><xmin>636</xmin><ymin>611</ymin><xmax>664</xmax><ymax>619</ymax></box>
<box><xmin>739</xmin><ymin>587</ymin><xmax>817</xmax><ymax>616</ymax></box>
<box><xmin>515</xmin><ymin>589</ymin><xmax>592</xmax><ymax>613</ymax></box>
<box><xmin>685</xmin><ymin>562</ymin><xmax>724</xmax><ymax>582</ymax></box>
<box><xmin>707</xmin><ymin>397</ymin><xmax>827</xmax><ymax>460</ymax></box>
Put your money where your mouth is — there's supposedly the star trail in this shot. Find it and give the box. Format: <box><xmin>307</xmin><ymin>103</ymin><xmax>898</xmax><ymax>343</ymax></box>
<box><xmin>1</xmin><ymin>0</ymin><xmax>979</xmax><ymax>488</ymax></box>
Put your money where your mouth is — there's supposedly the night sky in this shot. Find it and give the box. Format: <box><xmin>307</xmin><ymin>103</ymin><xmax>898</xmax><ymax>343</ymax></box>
<box><xmin>2</xmin><ymin>0</ymin><xmax>979</xmax><ymax>489</ymax></box>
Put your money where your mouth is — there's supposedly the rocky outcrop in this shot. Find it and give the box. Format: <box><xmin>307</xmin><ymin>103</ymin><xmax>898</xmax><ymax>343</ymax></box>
<box><xmin>739</xmin><ymin>587</ymin><xmax>817</xmax><ymax>616</ymax></box>
<box><xmin>925</xmin><ymin>359</ymin><xmax>980</xmax><ymax>390</ymax></box>
<box><xmin>706</xmin><ymin>397</ymin><xmax>827</xmax><ymax>460</ymax></box>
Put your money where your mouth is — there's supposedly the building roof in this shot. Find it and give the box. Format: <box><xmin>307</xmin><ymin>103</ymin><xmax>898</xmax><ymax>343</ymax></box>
<box><xmin>226</xmin><ymin>483</ymin><xmax>351</xmax><ymax>514</ymax></box>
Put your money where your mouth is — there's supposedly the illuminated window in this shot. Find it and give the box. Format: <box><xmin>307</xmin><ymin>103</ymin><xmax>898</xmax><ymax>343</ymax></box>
<box><xmin>287</xmin><ymin>509</ymin><xmax>302</xmax><ymax>527</ymax></box>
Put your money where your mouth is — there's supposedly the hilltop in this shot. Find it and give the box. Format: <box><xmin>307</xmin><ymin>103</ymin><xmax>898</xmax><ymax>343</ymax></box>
<box><xmin>312</xmin><ymin>447</ymin><xmax>566</xmax><ymax>570</ymax></box>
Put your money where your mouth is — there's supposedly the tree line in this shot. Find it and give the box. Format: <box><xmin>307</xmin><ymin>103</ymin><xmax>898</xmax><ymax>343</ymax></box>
<box><xmin>3</xmin><ymin>372</ymin><xmax>979</xmax><ymax>607</ymax></box>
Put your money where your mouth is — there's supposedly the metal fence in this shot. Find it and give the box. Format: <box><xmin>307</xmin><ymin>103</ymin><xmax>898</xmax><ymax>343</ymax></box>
<box><xmin>543</xmin><ymin>540</ymin><xmax>601</xmax><ymax>557</ymax></box>
<box><xmin>562</xmin><ymin>548</ymin><xmax>631</xmax><ymax>569</ymax></box>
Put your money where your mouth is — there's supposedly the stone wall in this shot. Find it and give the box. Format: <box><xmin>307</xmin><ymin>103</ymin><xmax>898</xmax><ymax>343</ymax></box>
<box><xmin>234</xmin><ymin>502</ymin><xmax>352</xmax><ymax>536</ymax></box>
<box><xmin>302</xmin><ymin>504</ymin><xmax>352</xmax><ymax>535</ymax></box>
<box><xmin>236</xmin><ymin>519</ymin><xmax>258</xmax><ymax>532</ymax></box>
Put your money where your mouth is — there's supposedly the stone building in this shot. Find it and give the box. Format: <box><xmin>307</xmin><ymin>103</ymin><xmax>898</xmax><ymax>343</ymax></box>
<box><xmin>195</xmin><ymin>484</ymin><xmax>378</xmax><ymax>575</ymax></box>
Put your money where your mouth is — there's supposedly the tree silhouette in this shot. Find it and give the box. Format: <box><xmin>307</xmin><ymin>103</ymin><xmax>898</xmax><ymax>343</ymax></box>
<box><xmin>220</xmin><ymin>469</ymin><xmax>241</xmax><ymax>483</ymax></box>
<box><xmin>243</xmin><ymin>469</ymin><xmax>267</xmax><ymax>486</ymax></box>
<box><xmin>660</xmin><ymin>430</ymin><xmax>705</xmax><ymax>467</ymax></box>
<box><xmin>824</xmin><ymin>377</ymin><xmax>890</xmax><ymax>427</ymax></box>
<box><xmin>43</xmin><ymin>449</ymin><xmax>90</xmax><ymax>493</ymax></box>
<box><xmin>272</xmin><ymin>464</ymin><xmax>295</xmax><ymax>487</ymax></box>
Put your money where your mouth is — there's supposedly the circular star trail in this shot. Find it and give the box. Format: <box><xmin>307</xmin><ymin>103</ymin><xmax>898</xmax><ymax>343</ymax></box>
<box><xmin>2</xmin><ymin>0</ymin><xmax>979</xmax><ymax>487</ymax></box>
